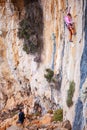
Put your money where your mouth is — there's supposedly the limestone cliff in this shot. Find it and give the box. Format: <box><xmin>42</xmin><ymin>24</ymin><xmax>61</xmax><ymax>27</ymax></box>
<box><xmin>0</xmin><ymin>0</ymin><xmax>86</xmax><ymax>130</ymax></box>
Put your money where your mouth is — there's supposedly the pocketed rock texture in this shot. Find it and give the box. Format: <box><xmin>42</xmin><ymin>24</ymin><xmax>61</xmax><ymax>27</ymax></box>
<box><xmin>0</xmin><ymin>113</ymin><xmax>71</xmax><ymax>130</ymax></box>
<box><xmin>0</xmin><ymin>0</ymin><xmax>86</xmax><ymax>130</ymax></box>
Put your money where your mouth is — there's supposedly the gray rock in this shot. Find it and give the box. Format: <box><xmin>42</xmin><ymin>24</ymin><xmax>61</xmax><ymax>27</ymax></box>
<box><xmin>6</xmin><ymin>125</ymin><xmax>23</xmax><ymax>130</ymax></box>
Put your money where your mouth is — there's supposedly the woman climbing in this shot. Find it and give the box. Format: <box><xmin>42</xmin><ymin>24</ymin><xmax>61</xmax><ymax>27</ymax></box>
<box><xmin>64</xmin><ymin>7</ymin><xmax>76</xmax><ymax>42</ymax></box>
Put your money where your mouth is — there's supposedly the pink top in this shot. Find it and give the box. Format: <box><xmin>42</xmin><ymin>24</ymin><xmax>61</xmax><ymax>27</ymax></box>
<box><xmin>64</xmin><ymin>16</ymin><xmax>73</xmax><ymax>26</ymax></box>
<box><xmin>64</xmin><ymin>7</ymin><xmax>73</xmax><ymax>26</ymax></box>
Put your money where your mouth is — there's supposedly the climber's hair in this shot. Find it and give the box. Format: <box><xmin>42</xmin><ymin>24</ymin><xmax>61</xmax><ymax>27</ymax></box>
<box><xmin>67</xmin><ymin>13</ymin><xmax>72</xmax><ymax>17</ymax></box>
<box><xmin>19</xmin><ymin>108</ymin><xmax>22</xmax><ymax>112</ymax></box>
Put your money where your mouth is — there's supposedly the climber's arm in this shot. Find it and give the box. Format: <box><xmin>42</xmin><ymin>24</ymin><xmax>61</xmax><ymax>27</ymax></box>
<box><xmin>64</xmin><ymin>16</ymin><xmax>73</xmax><ymax>26</ymax></box>
<box><xmin>67</xmin><ymin>7</ymin><xmax>71</xmax><ymax>14</ymax></box>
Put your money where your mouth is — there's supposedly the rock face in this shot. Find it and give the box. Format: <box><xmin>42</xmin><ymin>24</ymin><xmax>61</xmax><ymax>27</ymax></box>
<box><xmin>7</xmin><ymin>126</ymin><xmax>22</xmax><ymax>130</ymax></box>
<box><xmin>0</xmin><ymin>112</ymin><xmax>71</xmax><ymax>130</ymax></box>
<box><xmin>0</xmin><ymin>0</ymin><xmax>86</xmax><ymax>130</ymax></box>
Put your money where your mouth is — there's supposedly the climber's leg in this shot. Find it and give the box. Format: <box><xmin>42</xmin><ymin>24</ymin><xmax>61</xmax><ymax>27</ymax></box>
<box><xmin>70</xmin><ymin>23</ymin><xmax>76</xmax><ymax>35</ymax></box>
<box><xmin>68</xmin><ymin>26</ymin><xmax>73</xmax><ymax>42</ymax></box>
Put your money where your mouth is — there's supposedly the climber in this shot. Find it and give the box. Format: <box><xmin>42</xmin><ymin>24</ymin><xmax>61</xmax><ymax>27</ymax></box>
<box><xmin>64</xmin><ymin>7</ymin><xmax>76</xmax><ymax>42</ymax></box>
<box><xmin>16</xmin><ymin>109</ymin><xmax>25</xmax><ymax>125</ymax></box>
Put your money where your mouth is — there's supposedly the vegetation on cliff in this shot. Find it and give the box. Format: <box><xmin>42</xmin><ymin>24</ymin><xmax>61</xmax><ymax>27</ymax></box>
<box><xmin>66</xmin><ymin>81</ymin><xmax>75</xmax><ymax>107</ymax></box>
<box><xmin>44</xmin><ymin>68</ymin><xmax>54</xmax><ymax>82</ymax></box>
<box><xmin>18</xmin><ymin>1</ymin><xmax>43</xmax><ymax>55</ymax></box>
<box><xmin>53</xmin><ymin>108</ymin><xmax>63</xmax><ymax>121</ymax></box>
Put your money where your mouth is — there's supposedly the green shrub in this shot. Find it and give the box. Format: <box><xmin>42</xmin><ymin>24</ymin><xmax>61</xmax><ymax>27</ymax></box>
<box><xmin>66</xmin><ymin>81</ymin><xmax>75</xmax><ymax>107</ymax></box>
<box><xmin>34</xmin><ymin>112</ymin><xmax>41</xmax><ymax>117</ymax></box>
<box><xmin>44</xmin><ymin>68</ymin><xmax>54</xmax><ymax>82</ymax></box>
<box><xmin>23</xmin><ymin>44</ymin><xmax>29</xmax><ymax>54</ymax></box>
<box><xmin>18</xmin><ymin>19</ymin><xmax>32</xmax><ymax>40</ymax></box>
<box><xmin>53</xmin><ymin>109</ymin><xmax>63</xmax><ymax>121</ymax></box>
<box><xmin>47</xmin><ymin>109</ymin><xmax>53</xmax><ymax>114</ymax></box>
<box><xmin>17</xmin><ymin>2</ymin><xmax>43</xmax><ymax>55</ymax></box>
<box><xmin>18</xmin><ymin>19</ymin><xmax>39</xmax><ymax>54</ymax></box>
